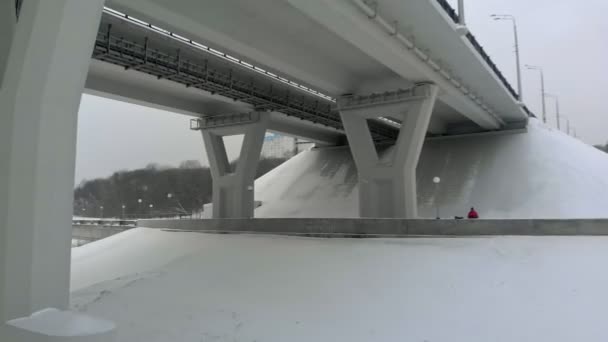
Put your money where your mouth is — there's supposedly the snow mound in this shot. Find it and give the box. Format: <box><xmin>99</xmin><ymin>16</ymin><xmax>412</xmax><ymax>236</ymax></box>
<box><xmin>255</xmin><ymin>119</ymin><xmax>608</xmax><ymax>218</ymax></box>
<box><xmin>71</xmin><ymin>228</ymin><xmax>608</xmax><ymax>342</ymax></box>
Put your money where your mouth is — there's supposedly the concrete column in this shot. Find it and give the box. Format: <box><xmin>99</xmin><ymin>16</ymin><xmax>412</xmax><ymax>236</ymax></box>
<box><xmin>0</xmin><ymin>0</ymin><xmax>105</xmax><ymax>321</ymax></box>
<box><xmin>201</xmin><ymin>112</ymin><xmax>269</xmax><ymax>218</ymax></box>
<box><xmin>339</xmin><ymin>84</ymin><xmax>439</xmax><ymax>218</ymax></box>
<box><xmin>0</xmin><ymin>0</ymin><xmax>17</xmax><ymax>86</ymax></box>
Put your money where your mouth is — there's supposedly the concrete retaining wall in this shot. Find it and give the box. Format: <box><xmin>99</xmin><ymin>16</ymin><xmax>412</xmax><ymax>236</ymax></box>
<box><xmin>137</xmin><ymin>218</ymin><xmax>608</xmax><ymax>236</ymax></box>
<box><xmin>72</xmin><ymin>225</ymin><xmax>130</xmax><ymax>241</ymax></box>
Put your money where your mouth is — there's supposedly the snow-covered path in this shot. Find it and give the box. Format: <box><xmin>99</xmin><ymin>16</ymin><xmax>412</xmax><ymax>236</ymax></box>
<box><xmin>72</xmin><ymin>228</ymin><xmax>608</xmax><ymax>342</ymax></box>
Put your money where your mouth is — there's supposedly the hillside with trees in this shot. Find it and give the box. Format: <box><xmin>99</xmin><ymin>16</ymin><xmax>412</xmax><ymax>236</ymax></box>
<box><xmin>73</xmin><ymin>157</ymin><xmax>287</xmax><ymax>218</ymax></box>
<box><xmin>595</xmin><ymin>144</ymin><xmax>608</xmax><ymax>153</ymax></box>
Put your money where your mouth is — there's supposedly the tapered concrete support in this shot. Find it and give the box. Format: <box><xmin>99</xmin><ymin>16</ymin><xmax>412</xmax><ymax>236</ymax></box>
<box><xmin>0</xmin><ymin>0</ymin><xmax>105</xmax><ymax>322</ymax></box>
<box><xmin>0</xmin><ymin>0</ymin><xmax>17</xmax><ymax>86</ymax></box>
<box><xmin>201</xmin><ymin>112</ymin><xmax>269</xmax><ymax>218</ymax></box>
<box><xmin>339</xmin><ymin>84</ymin><xmax>439</xmax><ymax>218</ymax></box>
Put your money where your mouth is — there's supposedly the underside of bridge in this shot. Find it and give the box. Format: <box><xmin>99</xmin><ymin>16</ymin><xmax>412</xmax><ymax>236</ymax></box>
<box><xmin>85</xmin><ymin>2</ymin><xmax>531</xmax><ymax>222</ymax></box>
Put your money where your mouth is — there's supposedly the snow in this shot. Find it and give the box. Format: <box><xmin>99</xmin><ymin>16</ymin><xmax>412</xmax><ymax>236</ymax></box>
<box><xmin>6</xmin><ymin>308</ymin><xmax>115</xmax><ymax>337</ymax></box>
<box><xmin>68</xmin><ymin>120</ymin><xmax>608</xmax><ymax>341</ymax></box>
<box><xmin>255</xmin><ymin>119</ymin><xmax>608</xmax><ymax>218</ymax></box>
<box><xmin>71</xmin><ymin>228</ymin><xmax>608</xmax><ymax>342</ymax></box>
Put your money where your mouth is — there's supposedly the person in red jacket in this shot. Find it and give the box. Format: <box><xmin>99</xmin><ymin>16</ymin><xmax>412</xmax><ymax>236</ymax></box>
<box><xmin>467</xmin><ymin>207</ymin><xmax>479</xmax><ymax>219</ymax></box>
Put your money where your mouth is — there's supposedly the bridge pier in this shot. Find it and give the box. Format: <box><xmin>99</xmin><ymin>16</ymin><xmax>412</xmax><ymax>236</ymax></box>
<box><xmin>339</xmin><ymin>84</ymin><xmax>439</xmax><ymax>218</ymax></box>
<box><xmin>200</xmin><ymin>112</ymin><xmax>269</xmax><ymax>218</ymax></box>
<box><xmin>0</xmin><ymin>0</ymin><xmax>107</xmax><ymax>329</ymax></box>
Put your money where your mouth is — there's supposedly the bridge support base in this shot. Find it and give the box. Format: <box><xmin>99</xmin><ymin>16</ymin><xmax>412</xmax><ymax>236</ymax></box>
<box><xmin>339</xmin><ymin>84</ymin><xmax>439</xmax><ymax>218</ymax></box>
<box><xmin>0</xmin><ymin>0</ymin><xmax>105</xmax><ymax>324</ymax></box>
<box><xmin>200</xmin><ymin>112</ymin><xmax>269</xmax><ymax>218</ymax></box>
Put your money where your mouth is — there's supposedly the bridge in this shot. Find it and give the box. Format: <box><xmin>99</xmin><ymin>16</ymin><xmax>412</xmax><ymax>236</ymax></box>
<box><xmin>1</xmin><ymin>0</ymin><xmax>538</xmax><ymax>337</ymax></box>
<box><xmin>84</xmin><ymin>0</ymin><xmax>532</xmax><ymax>219</ymax></box>
<box><xmin>88</xmin><ymin>1</ymin><xmax>530</xmax><ymax>141</ymax></box>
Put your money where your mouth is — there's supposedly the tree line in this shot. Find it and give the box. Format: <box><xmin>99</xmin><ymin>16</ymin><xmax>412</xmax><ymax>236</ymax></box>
<box><xmin>73</xmin><ymin>157</ymin><xmax>287</xmax><ymax>218</ymax></box>
<box><xmin>595</xmin><ymin>144</ymin><xmax>608</xmax><ymax>153</ymax></box>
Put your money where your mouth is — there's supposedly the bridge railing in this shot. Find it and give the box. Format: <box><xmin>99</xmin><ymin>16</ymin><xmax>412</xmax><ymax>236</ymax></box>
<box><xmin>434</xmin><ymin>0</ymin><xmax>533</xmax><ymax>118</ymax></box>
<box><xmin>72</xmin><ymin>218</ymin><xmax>136</xmax><ymax>227</ymax></box>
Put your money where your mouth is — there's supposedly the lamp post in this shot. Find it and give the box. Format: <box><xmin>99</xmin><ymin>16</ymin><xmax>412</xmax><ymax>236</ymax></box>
<box><xmin>433</xmin><ymin>177</ymin><xmax>441</xmax><ymax>219</ymax></box>
<box><xmin>557</xmin><ymin>115</ymin><xmax>572</xmax><ymax>136</ymax></box>
<box><xmin>544</xmin><ymin>93</ymin><xmax>561</xmax><ymax>131</ymax></box>
<box><xmin>99</xmin><ymin>205</ymin><xmax>104</xmax><ymax>219</ymax></box>
<box><xmin>458</xmin><ymin>0</ymin><xmax>465</xmax><ymax>25</ymax></box>
<box><xmin>491</xmin><ymin>14</ymin><xmax>522</xmax><ymax>101</ymax></box>
<box><xmin>137</xmin><ymin>198</ymin><xmax>142</xmax><ymax>217</ymax></box>
<box><xmin>525</xmin><ymin>65</ymin><xmax>547</xmax><ymax>123</ymax></box>
<box><xmin>121</xmin><ymin>204</ymin><xmax>126</xmax><ymax>219</ymax></box>
<box><xmin>167</xmin><ymin>192</ymin><xmax>188</xmax><ymax>217</ymax></box>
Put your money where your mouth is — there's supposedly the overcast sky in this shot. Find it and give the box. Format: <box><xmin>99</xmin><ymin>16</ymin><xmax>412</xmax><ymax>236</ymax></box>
<box><xmin>74</xmin><ymin>0</ymin><xmax>608</xmax><ymax>184</ymax></box>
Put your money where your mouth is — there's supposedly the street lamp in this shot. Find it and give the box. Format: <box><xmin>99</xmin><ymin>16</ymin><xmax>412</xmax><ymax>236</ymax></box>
<box><xmin>433</xmin><ymin>177</ymin><xmax>441</xmax><ymax>219</ymax></box>
<box><xmin>544</xmin><ymin>93</ymin><xmax>561</xmax><ymax>131</ymax></box>
<box><xmin>525</xmin><ymin>65</ymin><xmax>547</xmax><ymax>124</ymax></box>
<box><xmin>491</xmin><ymin>14</ymin><xmax>522</xmax><ymax>101</ymax></box>
<box><xmin>99</xmin><ymin>206</ymin><xmax>104</xmax><ymax>219</ymax></box>
<box><xmin>167</xmin><ymin>192</ymin><xmax>188</xmax><ymax>216</ymax></box>
<box><xmin>556</xmin><ymin>115</ymin><xmax>572</xmax><ymax>136</ymax></box>
<box><xmin>121</xmin><ymin>204</ymin><xmax>126</xmax><ymax>219</ymax></box>
<box><xmin>458</xmin><ymin>0</ymin><xmax>465</xmax><ymax>25</ymax></box>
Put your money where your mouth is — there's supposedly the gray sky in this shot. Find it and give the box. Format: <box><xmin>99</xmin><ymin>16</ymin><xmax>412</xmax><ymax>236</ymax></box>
<box><xmin>74</xmin><ymin>0</ymin><xmax>608</xmax><ymax>183</ymax></box>
<box><xmin>75</xmin><ymin>95</ymin><xmax>244</xmax><ymax>184</ymax></box>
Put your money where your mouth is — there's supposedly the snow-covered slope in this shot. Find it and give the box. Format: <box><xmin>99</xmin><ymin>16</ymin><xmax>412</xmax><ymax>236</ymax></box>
<box><xmin>71</xmin><ymin>228</ymin><xmax>608</xmax><ymax>342</ymax></box>
<box><xmin>255</xmin><ymin>119</ymin><xmax>608</xmax><ymax>218</ymax></box>
<box><xmin>69</xmin><ymin>121</ymin><xmax>608</xmax><ymax>341</ymax></box>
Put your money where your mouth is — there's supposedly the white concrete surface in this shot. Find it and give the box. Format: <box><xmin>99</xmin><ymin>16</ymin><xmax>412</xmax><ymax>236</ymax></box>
<box><xmin>202</xmin><ymin>112</ymin><xmax>269</xmax><ymax>218</ymax></box>
<box><xmin>102</xmin><ymin>0</ymin><xmax>526</xmax><ymax>133</ymax></box>
<box><xmin>0</xmin><ymin>0</ymin><xmax>16</xmax><ymax>86</ymax></box>
<box><xmin>0</xmin><ymin>0</ymin><xmax>105</xmax><ymax>322</ymax></box>
<box><xmin>339</xmin><ymin>84</ymin><xmax>439</xmax><ymax>218</ymax></box>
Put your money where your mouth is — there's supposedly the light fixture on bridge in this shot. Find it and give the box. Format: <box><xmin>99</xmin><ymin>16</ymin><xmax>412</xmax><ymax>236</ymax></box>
<box><xmin>490</xmin><ymin>14</ymin><xmax>522</xmax><ymax>102</ymax></box>
<box><xmin>525</xmin><ymin>65</ymin><xmax>547</xmax><ymax>124</ymax></box>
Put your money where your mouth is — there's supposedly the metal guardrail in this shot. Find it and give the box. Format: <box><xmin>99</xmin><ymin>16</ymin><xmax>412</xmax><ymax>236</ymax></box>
<box><xmin>93</xmin><ymin>16</ymin><xmax>399</xmax><ymax>142</ymax></box>
<box><xmin>72</xmin><ymin>219</ymin><xmax>136</xmax><ymax>227</ymax></box>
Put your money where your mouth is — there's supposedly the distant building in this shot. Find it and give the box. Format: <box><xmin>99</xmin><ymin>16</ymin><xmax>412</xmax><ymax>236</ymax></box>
<box><xmin>261</xmin><ymin>132</ymin><xmax>313</xmax><ymax>159</ymax></box>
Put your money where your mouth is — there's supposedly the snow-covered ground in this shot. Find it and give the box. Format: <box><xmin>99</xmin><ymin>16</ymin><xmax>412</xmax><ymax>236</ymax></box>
<box><xmin>68</xmin><ymin>120</ymin><xmax>608</xmax><ymax>341</ymax></box>
<box><xmin>255</xmin><ymin>119</ymin><xmax>608</xmax><ymax>218</ymax></box>
<box><xmin>72</xmin><ymin>228</ymin><xmax>608</xmax><ymax>342</ymax></box>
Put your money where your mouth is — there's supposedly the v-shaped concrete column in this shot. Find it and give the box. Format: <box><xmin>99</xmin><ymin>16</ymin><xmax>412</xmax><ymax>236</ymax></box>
<box><xmin>338</xmin><ymin>84</ymin><xmax>439</xmax><ymax>218</ymax></box>
<box><xmin>201</xmin><ymin>112</ymin><xmax>269</xmax><ymax>218</ymax></box>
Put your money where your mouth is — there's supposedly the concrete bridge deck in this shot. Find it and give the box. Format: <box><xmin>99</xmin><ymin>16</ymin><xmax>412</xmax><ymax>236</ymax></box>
<box><xmin>88</xmin><ymin>0</ymin><xmax>532</xmax><ymax>145</ymax></box>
